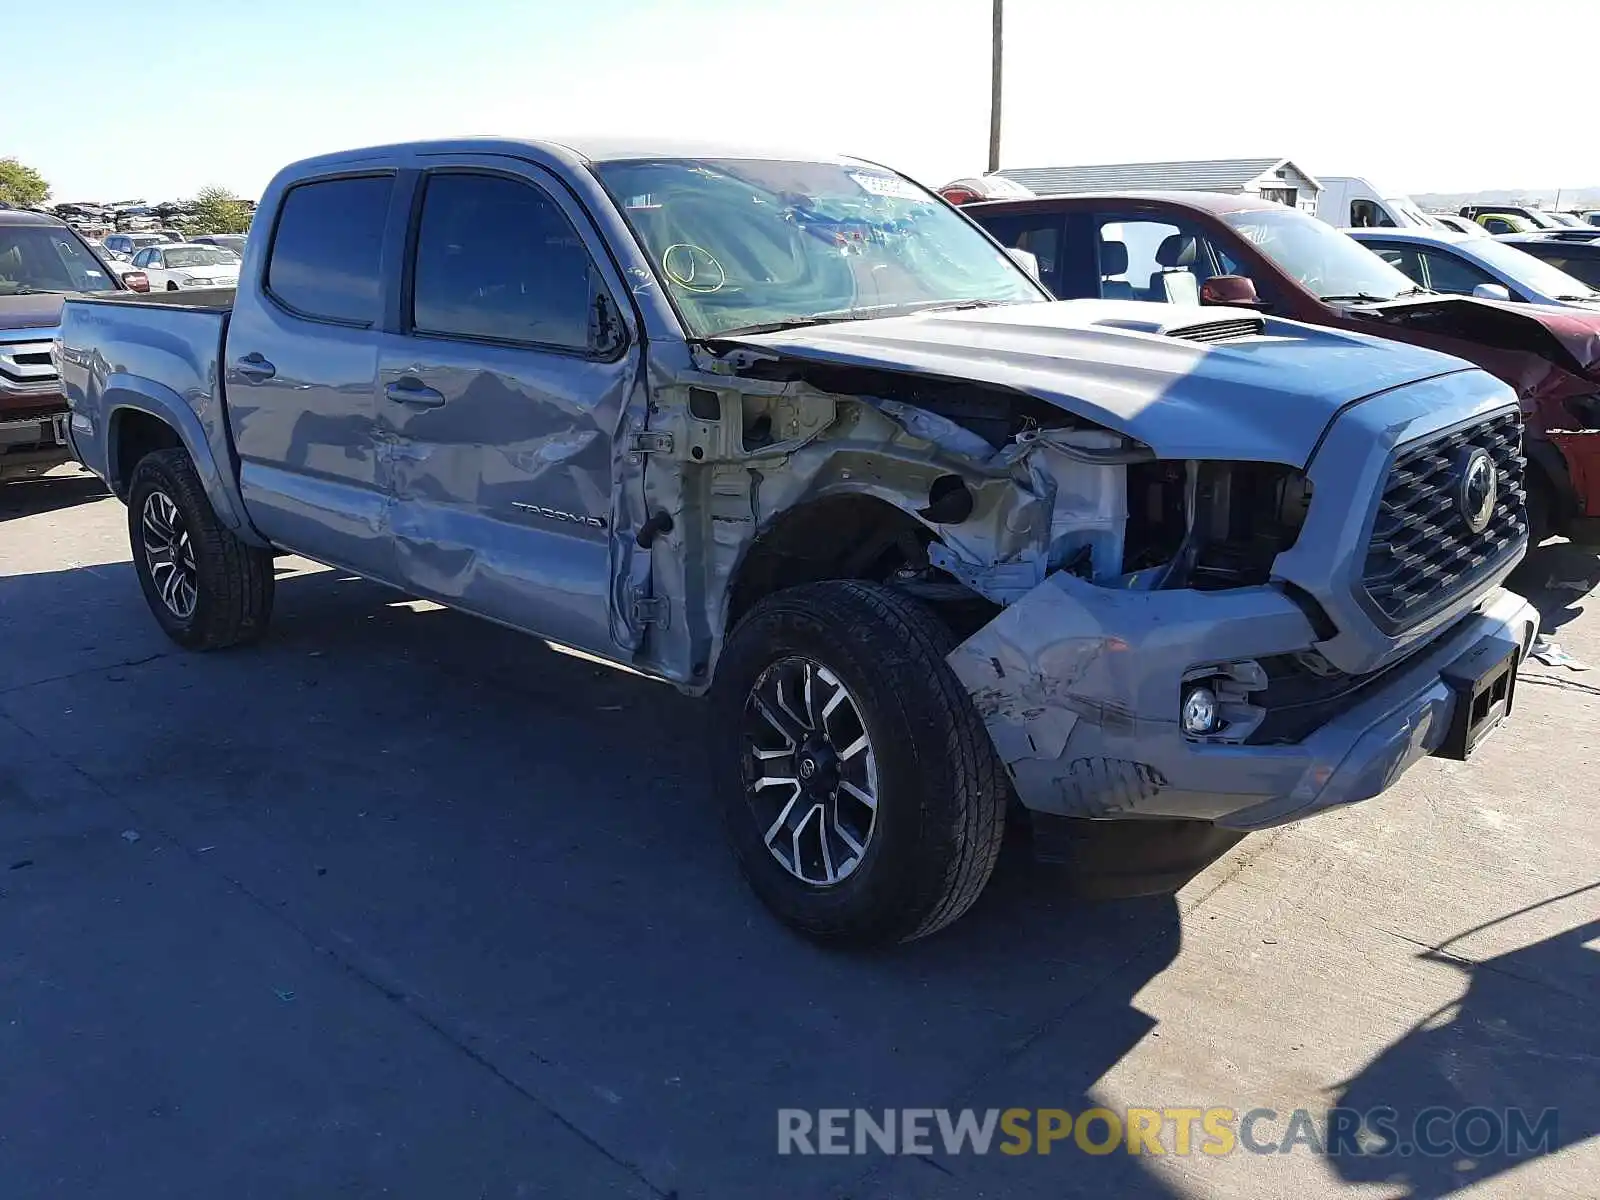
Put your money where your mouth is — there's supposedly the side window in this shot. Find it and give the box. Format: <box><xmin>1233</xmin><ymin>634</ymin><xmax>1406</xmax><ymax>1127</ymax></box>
<box><xmin>409</xmin><ymin>172</ymin><xmax>603</xmax><ymax>352</ymax></box>
<box><xmin>265</xmin><ymin>174</ymin><xmax>393</xmax><ymax>325</ymax></box>
<box><xmin>1418</xmin><ymin>249</ymin><xmax>1494</xmax><ymax>295</ymax></box>
<box><xmin>1482</xmin><ymin>217</ymin><xmax>1513</xmax><ymax>235</ymax></box>
<box><xmin>1365</xmin><ymin>242</ymin><xmax>1426</xmax><ymax>287</ymax></box>
<box><xmin>1094</xmin><ymin>215</ymin><xmax>1221</xmax><ymax>303</ymax></box>
<box><xmin>131</xmin><ymin>249</ymin><xmax>150</xmax><ymax>267</ymax></box>
<box><xmin>973</xmin><ymin>213</ymin><xmax>1064</xmax><ymax>296</ymax></box>
<box><xmin>1350</xmin><ymin>200</ymin><xmax>1396</xmax><ymax>228</ymax></box>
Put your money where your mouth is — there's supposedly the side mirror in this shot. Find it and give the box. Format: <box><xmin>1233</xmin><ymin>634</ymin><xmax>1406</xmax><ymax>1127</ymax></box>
<box><xmin>124</xmin><ymin>270</ymin><xmax>150</xmax><ymax>293</ymax></box>
<box><xmin>1005</xmin><ymin>246</ymin><xmax>1041</xmax><ymax>281</ymax></box>
<box><xmin>1472</xmin><ymin>282</ymin><xmax>1512</xmax><ymax>302</ymax></box>
<box><xmin>1199</xmin><ymin>274</ymin><xmax>1261</xmax><ymax>307</ymax></box>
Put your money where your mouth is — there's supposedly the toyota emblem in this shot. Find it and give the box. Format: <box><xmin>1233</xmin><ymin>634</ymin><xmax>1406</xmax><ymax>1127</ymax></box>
<box><xmin>1458</xmin><ymin>448</ymin><xmax>1498</xmax><ymax>535</ymax></box>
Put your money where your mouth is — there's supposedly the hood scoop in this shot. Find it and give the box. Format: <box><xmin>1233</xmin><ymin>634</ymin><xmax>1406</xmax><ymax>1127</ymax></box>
<box><xmin>1165</xmin><ymin>316</ymin><xmax>1266</xmax><ymax>343</ymax></box>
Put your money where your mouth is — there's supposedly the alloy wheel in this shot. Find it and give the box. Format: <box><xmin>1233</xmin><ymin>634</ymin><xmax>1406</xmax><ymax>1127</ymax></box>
<box><xmin>741</xmin><ymin>657</ymin><xmax>879</xmax><ymax>886</ymax></box>
<box><xmin>141</xmin><ymin>489</ymin><xmax>198</xmax><ymax>620</ymax></box>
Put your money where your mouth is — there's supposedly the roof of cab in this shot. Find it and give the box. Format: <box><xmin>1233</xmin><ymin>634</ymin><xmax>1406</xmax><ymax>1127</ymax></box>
<box><xmin>1346</xmin><ymin>227</ymin><xmax>1474</xmax><ymax>246</ymax></box>
<box><xmin>0</xmin><ymin>206</ymin><xmax>67</xmax><ymax>227</ymax></box>
<box><xmin>280</xmin><ymin>136</ymin><xmax>861</xmax><ymax>174</ymax></box>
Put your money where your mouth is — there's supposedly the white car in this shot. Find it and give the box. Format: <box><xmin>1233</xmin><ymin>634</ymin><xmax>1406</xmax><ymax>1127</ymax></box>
<box><xmin>102</xmin><ymin>231</ymin><xmax>177</xmax><ymax>261</ymax></box>
<box><xmin>129</xmin><ymin>242</ymin><xmax>241</xmax><ymax>290</ymax></box>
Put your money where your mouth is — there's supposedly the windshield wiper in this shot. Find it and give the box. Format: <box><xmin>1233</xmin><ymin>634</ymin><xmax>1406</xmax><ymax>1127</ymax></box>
<box><xmin>1394</xmin><ymin>286</ymin><xmax>1432</xmax><ymax>298</ymax></box>
<box><xmin>1318</xmin><ymin>291</ymin><xmax>1397</xmax><ymax>304</ymax></box>
<box><xmin>710</xmin><ymin>314</ymin><xmax>863</xmax><ymax>338</ymax></box>
<box><xmin>1555</xmin><ymin>294</ymin><xmax>1600</xmax><ymax>302</ymax></box>
<box><xmin>712</xmin><ymin>299</ymin><xmax>1009</xmax><ymax>338</ymax></box>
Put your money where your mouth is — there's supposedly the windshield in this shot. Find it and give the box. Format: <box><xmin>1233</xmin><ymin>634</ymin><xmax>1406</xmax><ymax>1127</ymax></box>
<box><xmin>1222</xmin><ymin>207</ymin><xmax>1418</xmax><ymax>302</ymax></box>
<box><xmin>203</xmin><ymin>236</ymin><xmax>246</xmax><ymax>254</ymax></box>
<box><xmin>0</xmin><ymin>225</ymin><xmax>120</xmax><ymax>295</ymax></box>
<box><xmin>1391</xmin><ymin>200</ymin><xmax>1442</xmax><ymax>228</ymax></box>
<box><xmin>1468</xmin><ymin>239</ymin><xmax>1600</xmax><ymax>299</ymax></box>
<box><xmin>130</xmin><ymin>234</ymin><xmax>167</xmax><ymax>249</ymax></box>
<box><xmin>592</xmin><ymin>158</ymin><xmax>1043</xmax><ymax>337</ymax></box>
<box><xmin>164</xmin><ymin>247</ymin><xmax>239</xmax><ymax>268</ymax></box>
<box><xmin>1522</xmin><ymin>211</ymin><xmax>1561</xmax><ymax>229</ymax></box>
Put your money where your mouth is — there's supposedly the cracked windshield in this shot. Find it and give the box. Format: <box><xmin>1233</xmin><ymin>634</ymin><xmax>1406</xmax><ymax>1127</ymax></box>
<box><xmin>595</xmin><ymin>158</ymin><xmax>1040</xmax><ymax>336</ymax></box>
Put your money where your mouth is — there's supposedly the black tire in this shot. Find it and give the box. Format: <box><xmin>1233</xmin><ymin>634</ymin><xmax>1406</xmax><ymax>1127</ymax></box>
<box><xmin>1526</xmin><ymin>469</ymin><xmax>1554</xmax><ymax>547</ymax></box>
<box><xmin>713</xmin><ymin>581</ymin><xmax>1007</xmax><ymax>945</ymax></box>
<box><xmin>127</xmin><ymin>448</ymin><xmax>274</xmax><ymax>650</ymax></box>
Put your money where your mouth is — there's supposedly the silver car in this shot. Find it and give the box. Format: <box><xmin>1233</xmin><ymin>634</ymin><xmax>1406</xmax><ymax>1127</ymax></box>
<box><xmin>1350</xmin><ymin>227</ymin><xmax>1600</xmax><ymax>311</ymax></box>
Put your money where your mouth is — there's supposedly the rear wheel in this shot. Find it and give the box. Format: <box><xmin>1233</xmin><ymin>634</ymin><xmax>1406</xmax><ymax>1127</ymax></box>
<box><xmin>714</xmin><ymin>581</ymin><xmax>1007</xmax><ymax>945</ymax></box>
<box><xmin>128</xmin><ymin>448</ymin><xmax>274</xmax><ymax>649</ymax></box>
<box><xmin>166</xmin><ymin>281</ymin><xmax>179</xmax><ymax>291</ymax></box>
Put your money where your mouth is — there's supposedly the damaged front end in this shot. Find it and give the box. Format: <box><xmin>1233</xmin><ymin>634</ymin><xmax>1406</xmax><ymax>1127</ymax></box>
<box><xmin>659</xmin><ymin>309</ymin><xmax>1538</xmax><ymax>832</ymax></box>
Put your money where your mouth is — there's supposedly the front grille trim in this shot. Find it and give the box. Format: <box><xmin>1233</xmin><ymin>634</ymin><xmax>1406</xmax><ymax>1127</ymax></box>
<box><xmin>1357</xmin><ymin>407</ymin><xmax>1526</xmax><ymax>634</ymax></box>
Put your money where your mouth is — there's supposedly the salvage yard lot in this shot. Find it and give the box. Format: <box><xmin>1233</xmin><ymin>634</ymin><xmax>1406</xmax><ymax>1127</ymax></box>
<box><xmin>1</xmin><ymin>468</ymin><xmax>1596</xmax><ymax>1200</ymax></box>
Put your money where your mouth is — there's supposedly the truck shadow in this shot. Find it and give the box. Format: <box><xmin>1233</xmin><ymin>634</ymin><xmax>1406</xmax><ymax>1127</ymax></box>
<box><xmin>0</xmin><ymin>558</ymin><xmax>1196</xmax><ymax>1198</ymax></box>
<box><xmin>1509</xmin><ymin>540</ymin><xmax>1597</xmax><ymax>639</ymax></box>
<box><xmin>1323</xmin><ymin>892</ymin><xmax>1599</xmax><ymax>1199</ymax></box>
<box><xmin>0</xmin><ymin>469</ymin><xmax>109</xmax><ymax>523</ymax></box>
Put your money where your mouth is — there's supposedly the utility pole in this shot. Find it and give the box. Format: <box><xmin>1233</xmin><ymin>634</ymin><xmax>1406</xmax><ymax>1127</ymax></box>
<box><xmin>988</xmin><ymin>0</ymin><xmax>1003</xmax><ymax>174</ymax></box>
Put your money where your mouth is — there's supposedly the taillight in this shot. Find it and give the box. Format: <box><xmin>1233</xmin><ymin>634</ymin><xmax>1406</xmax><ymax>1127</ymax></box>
<box><xmin>124</xmin><ymin>270</ymin><xmax>150</xmax><ymax>293</ymax></box>
<box><xmin>938</xmin><ymin>186</ymin><xmax>984</xmax><ymax>206</ymax></box>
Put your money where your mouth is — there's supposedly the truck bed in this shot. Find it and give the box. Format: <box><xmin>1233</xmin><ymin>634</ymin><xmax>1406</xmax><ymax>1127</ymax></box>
<box><xmin>57</xmin><ymin>291</ymin><xmax>235</xmax><ymax>503</ymax></box>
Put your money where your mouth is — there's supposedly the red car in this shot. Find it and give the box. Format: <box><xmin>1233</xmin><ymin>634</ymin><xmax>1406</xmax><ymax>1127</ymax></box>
<box><xmin>951</xmin><ymin>187</ymin><xmax>1600</xmax><ymax>543</ymax></box>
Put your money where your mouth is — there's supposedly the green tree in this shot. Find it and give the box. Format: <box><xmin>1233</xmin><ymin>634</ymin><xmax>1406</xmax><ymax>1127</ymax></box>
<box><xmin>0</xmin><ymin>158</ymin><xmax>50</xmax><ymax>208</ymax></box>
<box><xmin>186</xmin><ymin>186</ymin><xmax>252</xmax><ymax>234</ymax></box>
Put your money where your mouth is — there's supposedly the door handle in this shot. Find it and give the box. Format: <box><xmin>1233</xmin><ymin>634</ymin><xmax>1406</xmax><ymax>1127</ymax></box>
<box><xmin>384</xmin><ymin>380</ymin><xmax>446</xmax><ymax>408</ymax></box>
<box><xmin>235</xmin><ymin>352</ymin><xmax>276</xmax><ymax>382</ymax></box>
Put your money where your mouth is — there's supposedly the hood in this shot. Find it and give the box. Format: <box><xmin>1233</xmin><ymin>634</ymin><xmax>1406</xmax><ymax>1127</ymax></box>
<box><xmin>712</xmin><ymin>300</ymin><xmax>1478</xmax><ymax>466</ymax></box>
<box><xmin>1362</xmin><ymin>293</ymin><xmax>1600</xmax><ymax>386</ymax></box>
<box><xmin>0</xmin><ymin>292</ymin><xmax>67</xmax><ymax>333</ymax></box>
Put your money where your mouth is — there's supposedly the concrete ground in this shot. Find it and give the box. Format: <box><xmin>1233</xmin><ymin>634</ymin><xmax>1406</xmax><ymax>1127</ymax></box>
<box><xmin>0</xmin><ymin>466</ymin><xmax>1595</xmax><ymax>1200</ymax></box>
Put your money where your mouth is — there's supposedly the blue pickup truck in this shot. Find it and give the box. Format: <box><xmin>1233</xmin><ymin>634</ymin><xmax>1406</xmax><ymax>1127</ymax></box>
<box><xmin>58</xmin><ymin>138</ymin><xmax>1538</xmax><ymax>944</ymax></box>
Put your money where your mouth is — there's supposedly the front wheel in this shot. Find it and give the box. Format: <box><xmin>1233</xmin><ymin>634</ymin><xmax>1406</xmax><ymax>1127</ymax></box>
<box><xmin>714</xmin><ymin>581</ymin><xmax>1007</xmax><ymax>945</ymax></box>
<box><xmin>128</xmin><ymin>448</ymin><xmax>274</xmax><ymax>649</ymax></box>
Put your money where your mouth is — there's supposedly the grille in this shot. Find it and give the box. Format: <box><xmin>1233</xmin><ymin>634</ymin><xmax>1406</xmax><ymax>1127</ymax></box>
<box><xmin>1361</xmin><ymin>409</ymin><xmax>1526</xmax><ymax>629</ymax></box>
<box><xmin>1167</xmin><ymin>317</ymin><xmax>1264</xmax><ymax>344</ymax></box>
<box><xmin>0</xmin><ymin>339</ymin><xmax>60</xmax><ymax>394</ymax></box>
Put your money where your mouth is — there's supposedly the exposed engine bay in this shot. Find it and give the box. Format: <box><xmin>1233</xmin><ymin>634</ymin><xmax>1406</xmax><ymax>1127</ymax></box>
<box><xmin>682</xmin><ymin>341</ymin><xmax>1315</xmax><ymax>651</ymax></box>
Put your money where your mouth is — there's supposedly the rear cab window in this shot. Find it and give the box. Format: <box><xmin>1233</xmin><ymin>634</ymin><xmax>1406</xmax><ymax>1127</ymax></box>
<box><xmin>265</xmin><ymin>175</ymin><xmax>394</xmax><ymax>325</ymax></box>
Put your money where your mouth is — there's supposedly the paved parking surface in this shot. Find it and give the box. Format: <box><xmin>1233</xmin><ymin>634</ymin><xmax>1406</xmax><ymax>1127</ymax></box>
<box><xmin>1</xmin><ymin>468</ymin><xmax>1596</xmax><ymax>1199</ymax></box>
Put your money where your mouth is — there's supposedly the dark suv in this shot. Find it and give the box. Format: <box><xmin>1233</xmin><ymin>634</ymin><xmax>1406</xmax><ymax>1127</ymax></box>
<box><xmin>0</xmin><ymin>205</ymin><xmax>127</xmax><ymax>481</ymax></box>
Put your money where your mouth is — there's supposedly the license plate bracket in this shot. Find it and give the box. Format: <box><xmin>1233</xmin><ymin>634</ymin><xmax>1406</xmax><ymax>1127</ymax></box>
<box><xmin>1435</xmin><ymin>635</ymin><xmax>1519</xmax><ymax>760</ymax></box>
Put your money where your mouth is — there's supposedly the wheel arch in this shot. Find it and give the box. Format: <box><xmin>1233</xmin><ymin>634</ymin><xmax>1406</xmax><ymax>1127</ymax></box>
<box><xmin>723</xmin><ymin>492</ymin><xmax>936</xmax><ymax>631</ymax></box>
<box><xmin>102</xmin><ymin>382</ymin><xmax>265</xmax><ymax>546</ymax></box>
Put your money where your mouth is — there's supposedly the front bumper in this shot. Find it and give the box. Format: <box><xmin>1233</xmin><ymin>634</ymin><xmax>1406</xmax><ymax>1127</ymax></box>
<box><xmin>947</xmin><ymin>574</ymin><xmax>1539</xmax><ymax>831</ymax></box>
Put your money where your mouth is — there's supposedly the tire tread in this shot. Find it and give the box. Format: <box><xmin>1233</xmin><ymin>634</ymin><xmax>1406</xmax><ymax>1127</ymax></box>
<box><xmin>129</xmin><ymin>448</ymin><xmax>273</xmax><ymax>650</ymax></box>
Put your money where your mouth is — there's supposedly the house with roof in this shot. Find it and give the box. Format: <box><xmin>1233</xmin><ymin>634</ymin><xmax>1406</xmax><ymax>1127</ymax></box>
<box><xmin>994</xmin><ymin>157</ymin><xmax>1323</xmax><ymax>215</ymax></box>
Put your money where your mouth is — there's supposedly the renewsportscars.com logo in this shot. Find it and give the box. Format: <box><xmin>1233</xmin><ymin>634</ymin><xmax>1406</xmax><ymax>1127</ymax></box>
<box><xmin>777</xmin><ymin>1106</ymin><xmax>1559</xmax><ymax>1158</ymax></box>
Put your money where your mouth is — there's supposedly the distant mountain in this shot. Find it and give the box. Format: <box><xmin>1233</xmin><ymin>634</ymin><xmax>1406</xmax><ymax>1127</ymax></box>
<box><xmin>1411</xmin><ymin>186</ymin><xmax>1600</xmax><ymax>213</ymax></box>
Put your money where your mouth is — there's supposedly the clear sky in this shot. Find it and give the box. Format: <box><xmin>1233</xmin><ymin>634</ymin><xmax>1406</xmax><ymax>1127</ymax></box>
<box><xmin>5</xmin><ymin>0</ymin><xmax>1593</xmax><ymax>204</ymax></box>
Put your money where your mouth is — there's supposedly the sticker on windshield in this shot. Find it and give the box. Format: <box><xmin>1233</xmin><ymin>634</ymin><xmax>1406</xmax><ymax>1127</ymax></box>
<box><xmin>848</xmin><ymin>172</ymin><xmax>931</xmax><ymax>202</ymax></box>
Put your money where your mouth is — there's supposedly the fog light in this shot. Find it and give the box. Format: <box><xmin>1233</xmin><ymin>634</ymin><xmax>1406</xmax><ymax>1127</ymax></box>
<box><xmin>1181</xmin><ymin>685</ymin><xmax>1219</xmax><ymax>735</ymax></box>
